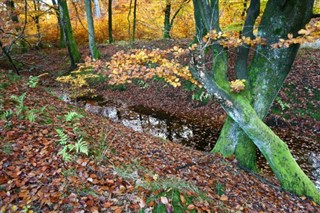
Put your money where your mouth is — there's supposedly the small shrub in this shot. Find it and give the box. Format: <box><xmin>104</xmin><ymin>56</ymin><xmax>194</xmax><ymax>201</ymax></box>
<box><xmin>56</xmin><ymin>65</ymin><xmax>100</xmax><ymax>99</ymax></box>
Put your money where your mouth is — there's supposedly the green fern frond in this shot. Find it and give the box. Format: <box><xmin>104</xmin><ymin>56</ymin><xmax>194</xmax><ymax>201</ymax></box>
<box><xmin>10</xmin><ymin>92</ymin><xmax>26</xmax><ymax>105</ymax></box>
<box><xmin>65</xmin><ymin>111</ymin><xmax>83</xmax><ymax>122</ymax></box>
<box><xmin>26</xmin><ymin>110</ymin><xmax>37</xmax><ymax>122</ymax></box>
<box><xmin>74</xmin><ymin>137</ymin><xmax>88</xmax><ymax>155</ymax></box>
<box><xmin>58</xmin><ymin>146</ymin><xmax>73</xmax><ymax>162</ymax></box>
<box><xmin>55</xmin><ymin>128</ymin><xmax>69</xmax><ymax>145</ymax></box>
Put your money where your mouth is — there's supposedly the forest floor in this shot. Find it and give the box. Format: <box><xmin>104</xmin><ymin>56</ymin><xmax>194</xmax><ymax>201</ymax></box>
<box><xmin>0</xmin><ymin>40</ymin><xmax>319</xmax><ymax>212</ymax></box>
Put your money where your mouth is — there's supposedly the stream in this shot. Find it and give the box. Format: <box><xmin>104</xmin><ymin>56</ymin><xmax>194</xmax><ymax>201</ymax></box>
<box><xmin>58</xmin><ymin>92</ymin><xmax>320</xmax><ymax>190</ymax></box>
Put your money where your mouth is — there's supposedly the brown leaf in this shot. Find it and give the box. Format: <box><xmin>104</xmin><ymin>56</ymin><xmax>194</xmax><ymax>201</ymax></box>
<box><xmin>220</xmin><ymin>195</ymin><xmax>228</xmax><ymax>201</ymax></box>
<box><xmin>90</xmin><ymin>206</ymin><xmax>99</xmax><ymax>213</ymax></box>
<box><xmin>187</xmin><ymin>204</ymin><xmax>195</xmax><ymax>210</ymax></box>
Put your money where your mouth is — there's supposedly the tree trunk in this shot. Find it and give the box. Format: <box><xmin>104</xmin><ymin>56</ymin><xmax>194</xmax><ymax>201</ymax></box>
<box><xmin>108</xmin><ymin>0</ymin><xmax>113</xmax><ymax>43</ymax></box>
<box><xmin>52</xmin><ymin>0</ymin><xmax>65</xmax><ymax>48</ymax></box>
<box><xmin>84</xmin><ymin>0</ymin><xmax>101</xmax><ymax>59</ymax></box>
<box><xmin>93</xmin><ymin>0</ymin><xmax>101</xmax><ymax>18</ymax></box>
<box><xmin>163</xmin><ymin>3</ymin><xmax>171</xmax><ymax>39</ymax></box>
<box><xmin>132</xmin><ymin>0</ymin><xmax>137</xmax><ymax>42</ymax></box>
<box><xmin>192</xmin><ymin>0</ymin><xmax>207</xmax><ymax>41</ymax></box>
<box><xmin>58</xmin><ymin>0</ymin><xmax>81</xmax><ymax>69</ymax></box>
<box><xmin>224</xmin><ymin>93</ymin><xmax>320</xmax><ymax>203</ymax></box>
<box><xmin>213</xmin><ymin>0</ymin><xmax>315</xmax><ymax>170</ymax></box>
<box><xmin>33</xmin><ymin>0</ymin><xmax>42</xmax><ymax>49</ymax></box>
<box><xmin>191</xmin><ymin>0</ymin><xmax>320</xmax><ymax>204</ymax></box>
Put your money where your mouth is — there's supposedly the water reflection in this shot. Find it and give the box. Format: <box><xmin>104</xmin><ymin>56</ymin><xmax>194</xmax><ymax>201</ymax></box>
<box><xmin>84</xmin><ymin>103</ymin><xmax>217</xmax><ymax>151</ymax></box>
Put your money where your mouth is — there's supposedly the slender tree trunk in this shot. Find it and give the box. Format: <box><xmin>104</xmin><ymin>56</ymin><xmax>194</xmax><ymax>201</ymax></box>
<box><xmin>52</xmin><ymin>0</ymin><xmax>65</xmax><ymax>48</ymax></box>
<box><xmin>32</xmin><ymin>0</ymin><xmax>42</xmax><ymax>49</ymax></box>
<box><xmin>163</xmin><ymin>0</ymin><xmax>190</xmax><ymax>39</ymax></box>
<box><xmin>163</xmin><ymin>2</ymin><xmax>171</xmax><ymax>39</ymax></box>
<box><xmin>58</xmin><ymin>0</ymin><xmax>81</xmax><ymax>69</ymax></box>
<box><xmin>84</xmin><ymin>0</ymin><xmax>101</xmax><ymax>59</ymax></box>
<box><xmin>93</xmin><ymin>0</ymin><xmax>101</xmax><ymax>18</ymax></box>
<box><xmin>0</xmin><ymin>40</ymin><xmax>20</xmax><ymax>75</ymax></box>
<box><xmin>132</xmin><ymin>0</ymin><xmax>137</xmax><ymax>42</ymax></box>
<box><xmin>127</xmin><ymin>0</ymin><xmax>132</xmax><ymax>42</ymax></box>
<box><xmin>108</xmin><ymin>0</ymin><xmax>113</xmax><ymax>43</ymax></box>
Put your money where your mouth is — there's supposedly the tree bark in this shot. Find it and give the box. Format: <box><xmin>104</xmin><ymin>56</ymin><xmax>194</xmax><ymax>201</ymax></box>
<box><xmin>32</xmin><ymin>0</ymin><xmax>42</xmax><ymax>49</ymax></box>
<box><xmin>58</xmin><ymin>0</ymin><xmax>81</xmax><ymax>69</ymax></box>
<box><xmin>52</xmin><ymin>0</ymin><xmax>65</xmax><ymax>48</ymax></box>
<box><xmin>108</xmin><ymin>0</ymin><xmax>113</xmax><ymax>43</ymax></box>
<box><xmin>84</xmin><ymin>0</ymin><xmax>101</xmax><ymax>59</ymax></box>
<box><xmin>192</xmin><ymin>0</ymin><xmax>207</xmax><ymax>41</ymax></box>
<box><xmin>132</xmin><ymin>0</ymin><xmax>137</xmax><ymax>42</ymax></box>
<box><xmin>93</xmin><ymin>0</ymin><xmax>101</xmax><ymax>18</ymax></box>
<box><xmin>163</xmin><ymin>2</ymin><xmax>171</xmax><ymax>39</ymax></box>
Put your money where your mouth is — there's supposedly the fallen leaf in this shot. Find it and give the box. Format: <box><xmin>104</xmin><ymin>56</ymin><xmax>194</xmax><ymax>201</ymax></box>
<box><xmin>187</xmin><ymin>204</ymin><xmax>195</xmax><ymax>210</ymax></box>
<box><xmin>220</xmin><ymin>195</ymin><xmax>228</xmax><ymax>201</ymax></box>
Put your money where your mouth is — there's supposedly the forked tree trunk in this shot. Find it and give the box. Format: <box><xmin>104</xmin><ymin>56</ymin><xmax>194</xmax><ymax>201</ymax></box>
<box><xmin>213</xmin><ymin>0</ymin><xmax>315</xmax><ymax>170</ymax></box>
<box><xmin>84</xmin><ymin>0</ymin><xmax>101</xmax><ymax>59</ymax></box>
<box><xmin>191</xmin><ymin>0</ymin><xmax>320</xmax><ymax>204</ymax></box>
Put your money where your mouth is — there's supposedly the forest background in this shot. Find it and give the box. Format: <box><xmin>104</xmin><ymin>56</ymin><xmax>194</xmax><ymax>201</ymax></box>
<box><xmin>1</xmin><ymin>0</ymin><xmax>291</xmax><ymax>46</ymax></box>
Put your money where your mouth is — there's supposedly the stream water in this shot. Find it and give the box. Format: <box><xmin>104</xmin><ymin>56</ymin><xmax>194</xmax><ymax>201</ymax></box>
<box><xmin>58</xmin><ymin>92</ymin><xmax>320</xmax><ymax>190</ymax></box>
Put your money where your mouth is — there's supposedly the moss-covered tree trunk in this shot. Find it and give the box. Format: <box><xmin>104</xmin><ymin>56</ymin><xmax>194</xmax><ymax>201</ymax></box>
<box><xmin>163</xmin><ymin>2</ymin><xmax>172</xmax><ymax>39</ymax></box>
<box><xmin>212</xmin><ymin>0</ymin><xmax>315</xmax><ymax>170</ymax></box>
<box><xmin>198</xmin><ymin>76</ymin><xmax>320</xmax><ymax>203</ymax></box>
<box><xmin>191</xmin><ymin>0</ymin><xmax>320</xmax><ymax>204</ymax></box>
<box><xmin>58</xmin><ymin>0</ymin><xmax>81</xmax><ymax>69</ymax></box>
<box><xmin>57</xmin><ymin>0</ymin><xmax>81</xmax><ymax>67</ymax></box>
<box><xmin>84</xmin><ymin>0</ymin><xmax>101</xmax><ymax>59</ymax></box>
<box><xmin>52</xmin><ymin>0</ymin><xmax>65</xmax><ymax>48</ymax></box>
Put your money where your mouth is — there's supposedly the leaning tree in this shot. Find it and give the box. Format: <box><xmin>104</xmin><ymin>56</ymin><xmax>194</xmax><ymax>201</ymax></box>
<box><xmin>190</xmin><ymin>0</ymin><xmax>320</xmax><ymax>203</ymax></box>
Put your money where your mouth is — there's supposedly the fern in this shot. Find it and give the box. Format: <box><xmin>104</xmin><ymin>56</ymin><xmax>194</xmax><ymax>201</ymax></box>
<box><xmin>74</xmin><ymin>137</ymin><xmax>88</xmax><ymax>155</ymax></box>
<box><xmin>56</xmin><ymin>129</ymin><xmax>88</xmax><ymax>162</ymax></box>
<box><xmin>1</xmin><ymin>109</ymin><xmax>14</xmax><ymax>120</ymax></box>
<box><xmin>55</xmin><ymin>128</ymin><xmax>68</xmax><ymax>145</ymax></box>
<box><xmin>58</xmin><ymin>146</ymin><xmax>73</xmax><ymax>162</ymax></box>
<box><xmin>65</xmin><ymin>111</ymin><xmax>83</xmax><ymax>122</ymax></box>
<box><xmin>10</xmin><ymin>92</ymin><xmax>26</xmax><ymax>105</ymax></box>
<box><xmin>10</xmin><ymin>92</ymin><xmax>27</xmax><ymax>117</ymax></box>
<box><xmin>27</xmin><ymin>75</ymin><xmax>39</xmax><ymax>88</ymax></box>
<box><xmin>26</xmin><ymin>109</ymin><xmax>37</xmax><ymax>122</ymax></box>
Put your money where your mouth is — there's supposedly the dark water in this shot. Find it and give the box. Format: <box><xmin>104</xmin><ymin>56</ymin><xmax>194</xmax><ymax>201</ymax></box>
<box><xmin>84</xmin><ymin>102</ymin><xmax>220</xmax><ymax>152</ymax></box>
<box><xmin>58</xmin><ymin>92</ymin><xmax>320</xmax><ymax>190</ymax></box>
